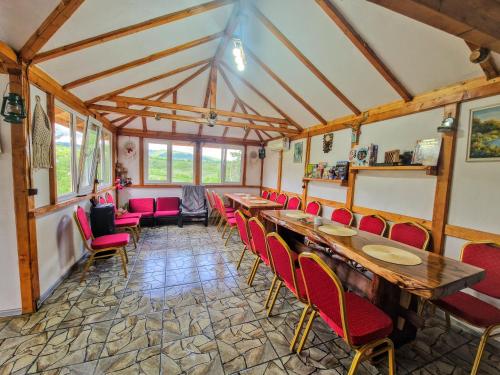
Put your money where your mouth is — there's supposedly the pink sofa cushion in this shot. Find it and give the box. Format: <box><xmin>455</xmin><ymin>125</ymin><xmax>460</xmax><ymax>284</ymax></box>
<box><xmin>116</xmin><ymin>212</ymin><xmax>142</xmax><ymax>219</ymax></box>
<box><xmin>129</xmin><ymin>198</ymin><xmax>154</xmax><ymax>214</ymax></box>
<box><xmin>115</xmin><ymin>217</ymin><xmax>139</xmax><ymax>227</ymax></box>
<box><xmin>156</xmin><ymin>197</ymin><xmax>180</xmax><ymax>211</ymax></box>
<box><xmin>91</xmin><ymin>233</ymin><xmax>130</xmax><ymax>250</ymax></box>
<box><xmin>154</xmin><ymin>210</ymin><xmax>180</xmax><ymax>218</ymax></box>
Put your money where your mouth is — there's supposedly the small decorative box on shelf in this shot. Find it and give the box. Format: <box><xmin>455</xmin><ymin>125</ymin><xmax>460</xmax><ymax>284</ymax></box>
<box><xmin>350</xmin><ymin>165</ymin><xmax>437</xmax><ymax>175</ymax></box>
<box><xmin>302</xmin><ymin>177</ymin><xmax>348</xmax><ymax>186</ymax></box>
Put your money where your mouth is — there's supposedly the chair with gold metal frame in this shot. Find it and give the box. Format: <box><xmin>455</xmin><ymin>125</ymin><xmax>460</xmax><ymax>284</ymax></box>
<box><xmin>286</xmin><ymin>196</ymin><xmax>302</xmax><ymax>210</ymax></box>
<box><xmin>276</xmin><ymin>193</ymin><xmax>288</xmax><ymax>207</ymax></box>
<box><xmin>206</xmin><ymin>189</ymin><xmax>218</xmax><ymax>224</ymax></box>
<box><xmin>212</xmin><ymin>191</ymin><xmax>235</xmax><ymax>231</ymax></box>
<box><xmin>247</xmin><ymin>217</ymin><xmax>271</xmax><ymax>287</ymax></box>
<box><xmin>331</xmin><ymin>207</ymin><xmax>355</xmax><ymax>226</ymax></box>
<box><xmin>305</xmin><ymin>200</ymin><xmax>321</xmax><ymax>216</ymax></box>
<box><xmin>265</xmin><ymin>232</ymin><xmax>304</xmax><ymax>317</ymax></box>
<box><xmin>358</xmin><ymin>214</ymin><xmax>387</xmax><ymax>236</ymax></box>
<box><xmin>234</xmin><ymin>210</ymin><xmax>252</xmax><ymax>270</ymax></box>
<box><xmin>432</xmin><ymin>241</ymin><xmax>500</xmax><ymax>375</ymax></box>
<box><xmin>268</xmin><ymin>191</ymin><xmax>278</xmax><ymax>202</ymax></box>
<box><xmin>214</xmin><ymin>193</ymin><xmax>238</xmax><ymax>246</ymax></box>
<box><xmin>292</xmin><ymin>252</ymin><xmax>395</xmax><ymax>375</ymax></box>
<box><xmin>262</xmin><ymin>190</ymin><xmax>269</xmax><ymax>199</ymax></box>
<box><xmin>96</xmin><ymin>195</ymin><xmax>139</xmax><ymax>248</ymax></box>
<box><xmin>389</xmin><ymin>221</ymin><xmax>430</xmax><ymax>250</ymax></box>
<box><xmin>74</xmin><ymin>206</ymin><xmax>129</xmax><ymax>282</ymax></box>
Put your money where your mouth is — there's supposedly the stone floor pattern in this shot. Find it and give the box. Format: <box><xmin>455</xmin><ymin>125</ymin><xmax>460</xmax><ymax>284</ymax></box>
<box><xmin>0</xmin><ymin>224</ymin><xmax>499</xmax><ymax>375</ymax></box>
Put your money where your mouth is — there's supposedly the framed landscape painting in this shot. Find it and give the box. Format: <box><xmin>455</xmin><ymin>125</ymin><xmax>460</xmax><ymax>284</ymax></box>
<box><xmin>467</xmin><ymin>104</ymin><xmax>500</xmax><ymax>162</ymax></box>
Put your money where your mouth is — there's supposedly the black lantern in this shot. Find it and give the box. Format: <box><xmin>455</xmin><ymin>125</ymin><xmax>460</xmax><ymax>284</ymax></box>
<box><xmin>1</xmin><ymin>93</ymin><xmax>26</xmax><ymax>123</ymax></box>
<box><xmin>258</xmin><ymin>144</ymin><xmax>266</xmax><ymax>159</ymax></box>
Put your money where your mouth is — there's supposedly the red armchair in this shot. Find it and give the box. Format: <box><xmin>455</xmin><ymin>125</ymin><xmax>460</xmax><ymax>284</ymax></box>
<box><xmin>331</xmin><ymin>208</ymin><xmax>354</xmax><ymax>226</ymax></box>
<box><xmin>287</xmin><ymin>196</ymin><xmax>301</xmax><ymax>210</ymax></box>
<box><xmin>389</xmin><ymin>221</ymin><xmax>430</xmax><ymax>250</ymax></box>
<box><xmin>154</xmin><ymin>197</ymin><xmax>181</xmax><ymax>226</ymax></box>
<box><xmin>129</xmin><ymin>198</ymin><xmax>155</xmax><ymax>225</ymax></box>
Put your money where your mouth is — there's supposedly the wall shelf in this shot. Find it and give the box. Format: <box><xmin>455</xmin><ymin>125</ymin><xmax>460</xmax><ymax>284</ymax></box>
<box><xmin>350</xmin><ymin>165</ymin><xmax>437</xmax><ymax>175</ymax></box>
<box><xmin>303</xmin><ymin>177</ymin><xmax>348</xmax><ymax>186</ymax></box>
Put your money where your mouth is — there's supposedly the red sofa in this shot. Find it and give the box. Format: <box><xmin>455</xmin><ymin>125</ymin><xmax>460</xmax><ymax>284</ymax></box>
<box><xmin>154</xmin><ymin>197</ymin><xmax>181</xmax><ymax>226</ymax></box>
<box><xmin>128</xmin><ymin>198</ymin><xmax>155</xmax><ymax>226</ymax></box>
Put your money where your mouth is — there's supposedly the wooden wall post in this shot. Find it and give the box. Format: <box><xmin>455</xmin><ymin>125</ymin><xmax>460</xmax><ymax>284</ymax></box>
<box><xmin>195</xmin><ymin>141</ymin><xmax>201</xmax><ymax>185</ymax></box>
<box><xmin>302</xmin><ymin>136</ymin><xmax>312</xmax><ymax>206</ymax></box>
<box><xmin>46</xmin><ymin>93</ymin><xmax>57</xmax><ymax>204</ymax></box>
<box><xmin>259</xmin><ymin>157</ymin><xmax>264</xmax><ymax>193</ymax></box>
<box><xmin>242</xmin><ymin>145</ymin><xmax>247</xmax><ymax>186</ymax></box>
<box><xmin>277</xmin><ymin>149</ymin><xmax>283</xmax><ymax>192</ymax></box>
<box><xmin>138</xmin><ymin>137</ymin><xmax>144</xmax><ymax>185</ymax></box>
<box><xmin>9</xmin><ymin>66</ymin><xmax>40</xmax><ymax>313</ymax></box>
<box><xmin>431</xmin><ymin>103</ymin><xmax>460</xmax><ymax>254</ymax></box>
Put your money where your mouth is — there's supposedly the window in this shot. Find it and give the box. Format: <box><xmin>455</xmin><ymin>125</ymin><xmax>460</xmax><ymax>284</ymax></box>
<box><xmin>54</xmin><ymin>106</ymin><xmax>74</xmax><ymax>198</ymax></box>
<box><xmin>96</xmin><ymin>129</ymin><xmax>112</xmax><ymax>188</ymax></box>
<box><xmin>144</xmin><ymin>140</ymin><xmax>194</xmax><ymax>184</ymax></box>
<box><xmin>202</xmin><ymin>146</ymin><xmax>243</xmax><ymax>184</ymax></box>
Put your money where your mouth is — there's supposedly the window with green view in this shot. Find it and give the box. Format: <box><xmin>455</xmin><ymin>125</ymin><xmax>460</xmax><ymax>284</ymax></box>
<box><xmin>202</xmin><ymin>146</ymin><xmax>243</xmax><ymax>184</ymax></box>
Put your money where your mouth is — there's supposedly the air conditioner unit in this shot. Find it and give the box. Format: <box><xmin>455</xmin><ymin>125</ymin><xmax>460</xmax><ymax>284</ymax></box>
<box><xmin>268</xmin><ymin>137</ymin><xmax>290</xmax><ymax>151</ymax></box>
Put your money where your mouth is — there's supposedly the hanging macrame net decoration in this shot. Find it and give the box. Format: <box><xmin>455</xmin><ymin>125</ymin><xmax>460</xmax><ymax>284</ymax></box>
<box><xmin>31</xmin><ymin>95</ymin><xmax>52</xmax><ymax>169</ymax></box>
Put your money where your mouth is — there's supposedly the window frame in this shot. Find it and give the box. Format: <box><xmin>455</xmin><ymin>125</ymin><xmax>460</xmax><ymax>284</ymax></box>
<box><xmin>201</xmin><ymin>145</ymin><xmax>244</xmax><ymax>185</ymax></box>
<box><xmin>76</xmin><ymin>116</ymin><xmax>102</xmax><ymax>195</ymax></box>
<box><xmin>143</xmin><ymin>139</ymin><xmax>195</xmax><ymax>185</ymax></box>
<box><xmin>97</xmin><ymin>128</ymin><xmax>113</xmax><ymax>190</ymax></box>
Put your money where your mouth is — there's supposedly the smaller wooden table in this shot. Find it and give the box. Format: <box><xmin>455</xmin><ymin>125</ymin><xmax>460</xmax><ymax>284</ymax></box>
<box><xmin>225</xmin><ymin>193</ymin><xmax>283</xmax><ymax>217</ymax></box>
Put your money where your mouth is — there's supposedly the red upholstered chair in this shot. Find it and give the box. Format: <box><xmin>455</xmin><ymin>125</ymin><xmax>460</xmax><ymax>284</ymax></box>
<box><xmin>358</xmin><ymin>215</ymin><xmax>387</xmax><ymax>236</ymax></box>
<box><xmin>129</xmin><ymin>198</ymin><xmax>155</xmax><ymax>225</ymax></box>
<box><xmin>214</xmin><ymin>193</ymin><xmax>237</xmax><ymax>246</ymax></box>
<box><xmin>269</xmin><ymin>191</ymin><xmax>278</xmax><ymax>202</ymax></box>
<box><xmin>433</xmin><ymin>242</ymin><xmax>500</xmax><ymax>375</ymax></box>
<box><xmin>105</xmin><ymin>192</ymin><xmax>142</xmax><ymax>220</ymax></box>
<box><xmin>74</xmin><ymin>206</ymin><xmax>129</xmax><ymax>282</ymax></box>
<box><xmin>234</xmin><ymin>210</ymin><xmax>251</xmax><ymax>270</ymax></box>
<box><xmin>293</xmin><ymin>252</ymin><xmax>395</xmax><ymax>374</ymax></box>
<box><xmin>213</xmin><ymin>192</ymin><xmax>235</xmax><ymax>232</ymax></box>
<box><xmin>247</xmin><ymin>217</ymin><xmax>272</xmax><ymax>286</ymax></box>
<box><xmin>305</xmin><ymin>201</ymin><xmax>321</xmax><ymax>216</ymax></box>
<box><xmin>206</xmin><ymin>190</ymin><xmax>218</xmax><ymax>224</ymax></box>
<box><xmin>389</xmin><ymin>222</ymin><xmax>430</xmax><ymax>250</ymax></box>
<box><xmin>276</xmin><ymin>193</ymin><xmax>288</xmax><ymax>207</ymax></box>
<box><xmin>97</xmin><ymin>195</ymin><xmax>106</xmax><ymax>204</ymax></box>
<box><xmin>154</xmin><ymin>197</ymin><xmax>181</xmax><ymax>226</ymax></box>
<box><xmin>266</xmin><ymin>232</ymin><xmax>306</xmax><ymax>317</ymax></box>
<box><xmin>262</xmin><ymin>190</ymin><xmax>269</xmax><ymax>199</ymax></box>
<box><xmin>114</xmin><ymin>216</ymin><xmax>140</xmax><ymax>248</ymax></box>
<box><xmin>287</xmin><ymin>196</ymin><xmax>301</xmax><ymax>210</ymax></box>
<box><xmin>331</xmin><ymin>208</ymin><xmax>354</xmax><ymax>226</ymax></box>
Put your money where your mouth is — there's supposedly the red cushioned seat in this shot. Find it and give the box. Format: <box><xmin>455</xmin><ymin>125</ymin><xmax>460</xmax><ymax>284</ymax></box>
<box><xmin>305</xmin><ymin>201</ymin><xmax>321</xmax><ymax>216</ymax></box>
<box><xmin>331</xmin><ymin>208</ymin><xmax>354</xmax><ymax>226</ymax></box>
<box><xmin>287</xmin><ymin>196</ymin><xmax>301</xmax><ymax>210</ymax></box>
<box><xmin>285</xmin><ymin>267</ymin><xmax>307</xmax><ymax>300</ymax></box>
<box><xmin>390</xmin><ymin>222</ymin><xmax>429</xmax><ymax>249</ymax></box>
<box><xmin>359</xmin><ymin>215</ymin><xmax>386</xmax><ymax>236</ymax></box>
<box><xmin>115</xmin><ymin>217</ymin><xmax>139</xmax><ymax>227</ymax></box>
<box><xmin>434</xmin><ymin>291</ymin><xmax>500</xmax><ymax>328</ymax></box>
<box><xmin>225</xmin><ymin>206</ymin><xmax>236</xmax><ymax>212</ymax></box>
<box><xmin>117</xmin><ymin>212</ymin><xmax>142</xmax><ymax>219</ymax></box>
<box><xmin>91</xmin><ymin>233</ymin><xmax>130</xmax><ymax>250</ymax></box>
<box><xmin>227</xmin><ymin>217</ymin><xmax>237</xmax><ymax>225</ymax></box>
<box><xmin>319</xmin><ymin>291</ymin><xmax>393</xmax><ymax>346</ymax></box>
<box><xmin>154</xmin><ymin>210</ymin><xmax>180</xmax><ymax>218</ymax></box>
<box><xmin>156</xmin><ymin>197</ymin><xmax>180</xmax><ymax>211</ymax></box>
<box><xmin>129</xmin><ymin>198</ymin><xmax>154</xmax><ymax>217</ymax></box>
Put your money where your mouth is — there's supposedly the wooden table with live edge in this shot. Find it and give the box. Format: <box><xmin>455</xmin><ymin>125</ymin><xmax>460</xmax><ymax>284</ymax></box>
<box><xmin>225</xmin><ymin>193</ymin><xmax>283</xmax><ymax>217</ymax></box>
<box><xmin>260</xmin><ymin>209</ymin><xmax>485</xmax><ymax>347</ymax></box>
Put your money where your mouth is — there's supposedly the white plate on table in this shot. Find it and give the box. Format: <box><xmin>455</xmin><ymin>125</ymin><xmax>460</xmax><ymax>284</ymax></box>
<box><xmin>318</xmin><ymin>225</ymin><xmax>357</xmax><ymax>236</ymax></box>
<box><xmin>362</xmin><ymin>244</ymin><xmax>422</xmax><ymax>266</ymax></box>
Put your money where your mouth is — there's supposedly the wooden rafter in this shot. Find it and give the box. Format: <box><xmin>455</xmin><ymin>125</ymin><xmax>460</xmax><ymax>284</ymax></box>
<box><xmin>223</xmin><ymin>100</ymin><xmax>238</xmax><ymax>138</ymax></box>
<box><xmin>0</xmin><ymin>41</ymin><xmax>18</xmax><ymax>66</ymax></box>
<box><xmin>209</xmin><ymin>62</ymin><xmax>218</xmax><ymax>110</ymax></box>
<box><xmin>219</xmin><ymin>62</ymin><xmax>302</xmax><ymax>130</ymax></box>
<box><xmin>172</xmin><ymin>91</ymin><xmax>177</xmax><ymax>133</ymax></box>
<box><xmin>20</xmin><ymin>0</ymin><xmax>85</xmax><ymax>61</ymax></box>
<box><xmin>315</xmin><ymin>0</ymin><xmax>412</xmax><ymax>101</ymax></box>
<box><xmin>214</xmin><ymin>2</ymin><xmax>241</xmax><ymax>62</ymax></box>
<box><xmin>63</xmin><ymin>32</ymin><xmax>222</xmax><ymax>89</ymax></box>
<box><xmin>368</xmin><ymin>0</ymin><xmax>500</xmax><ymax>54</ymax></box>
<box><xmin>246</xmin><ymin>47</ymin><xmax>327</xmax><ymax>124</ymax></box>
<box><xmin>89</xmin><ymin>104</ymin><xmax>299</xmax><ymax>134</ymax></box>
<box><xmin>85</xmin><ymin>58</ymin><xmax>211</xmax><ymax>104</ymax></box>
<box><xmin>142</xmin><ymin>117</ymin><xmax>148</xmax><ymax>131</ymax></box>
<box><xmin>32</xmin><ymin>0</ymin><xmax>234</xmax><ymax>63</ymax></box>
<box><xmin>109</xmin><ymin>96</ymin><xmax>291</xmax><ymax>124</ymax></box>
<box><xmin>466</xmin><ymin>42</ymin><xmax>498</xmax><ymax>80</ymax></box>
<box><xmin>250</xmin><ymin>4</ymin><xmax>361</xmax><ymax>115</ymax></box>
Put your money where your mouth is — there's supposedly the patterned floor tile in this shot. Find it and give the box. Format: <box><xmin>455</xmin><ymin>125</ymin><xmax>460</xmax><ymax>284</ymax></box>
<box><xmin>132</xmin><ymin>260</ymin><xmax>166</xmax><ymax>274</ymax></box>
<box><xmin>207</xmin><ymin>295</ymin><xmax>257</xmax><ymax>331</ymax></box>
<box><xmin>163</xmin><ymin>304</ymin><xmax>212</xmax><ymax>341</ymax></box>
<box><xmin>0</xmin><ymin>332</ymin><xmax>52</xmax><ymax>374</ymax></box>
<box><xmin>165</xmin><ymin>267</ymin><xmax>200</xmax><ymax>286</ymax></box>
<box><xmin>239</xmin><ymin>359</ymin><xmax>288</xmax><ymax>375</ymax></box>
<box><xmin>59</xmin><ymin>296</ymin><xmax>120</xmax><ymax>328</ymax></box>
<box><xmin>116</xmin><ymin>289</ymin><xmax>164</xmax><ymax>318</ymax></box>
<box><xmin>161</xmin><ymin>334</ymin><xmax>222</xmax><ymax>374</ymax></box>
<box><xmin>281</xmin><ymin>343</ymin><xmax>344</xmax><ymax>374</ymax></box>
<box><xmin>95</xmin><ymin>346</ymin><xmax>161</xmax><ymax>375</ymax></box>
<box><xmin>101</xmin><ymin>313</ymin><xmax>162</xmax><ymax>358</ymax></box>
<box><xmin>198</xmin><ymin>263</ymin><xmax>233</xmax><ymax>282</ymax></box>
<box><xmin>215</xmin><ymin>321</ymin><xmax>278</xmax><ymax>374</ymax></box>
<box><xmin>165</xmin><ymin>256</ymin><xmax>196</xmax><ymax>271</ymax></box>
<box><xmin>164</xmin><ymin>283</ymin><xmax>205</xmax><ymax>309</ymax></box>
<box><xmin>28</xmin><ymin>321</ymin><xmax>111</xmax><ymax>373</ymax></box>
<box><xmin>245</xmin><ymin>291</ymin><xmax>295</xmax><ymax>319</ymax></box>
<box><xmin>203</xmin><ymin>277</ymin><xmax>242</xmax><ymax>301</ymax></box>
<box><xmin>33</xmin><ymin>360</ymin><xmax>98</xmax><ymax>374</ymax></box>
<box><xmin>195</xmin><ymin>254</ymin><xmax>225</xmax><ymax>267</ymax></box>
<box><xmin>126</xmin><ymin>272</ymin><xmax>165</xmax><ymax>292</ymax></box>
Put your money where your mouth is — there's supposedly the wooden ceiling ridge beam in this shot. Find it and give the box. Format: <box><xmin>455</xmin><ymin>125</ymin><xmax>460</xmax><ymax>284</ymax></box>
<box><xmin>466</xmin><ymin>42</ymin><xmax>499</xmax><ymax>80</ymax></box>
<box><xmin>32</xmin><ymin>0</ymin><xmax>235</xmax><ymax>63</ymax></box>
<box><xmin>214</xmin><ymin>2</ymin><xmax>242</xmax><ymax>62</ymax></box>
<box><xmin>63</xmin><ymin>32</ymin><xmax>222</xmax><ymax>89</ymax></box>
<box><xmin>89</xmin><ymin>104</ymin><xmax>299</xmax><ymax>134</ymax></box>
<box><xmin>85</xmin><ymin>58</ymin><xmax>211</xmax><ymax>104</ymax></box>
<box><xmin>250</xmin><ymin>4</ymin><xmax>361</xmax><ymax>115</ymax></box>
<box><xmin>246</xmin><ymin>47</ymin><xmax>327</xmax><ymax>124</ymax></box>
<box><xmin>20</xmin><ymin>0</ymin><xmax>85</xmax><ymax>62</ymax></box>
<box><xmin>219</xmin><ymin>62</ymin><xmax>301</xmax><ymax>130</ymax></box>
<box><xmin>315</xmin><ymin>0</ymin><xmax>412</xmax><ymax>101</ymax></box>
<box><xmin>118</xmin><ymin>127</ymin><xmax>261</xmax><ymax>146</ymax></box>
<box><xmin>367</xmin><ymin>0</ymin><xmax>500</xmax><ymax>54</ymax></box>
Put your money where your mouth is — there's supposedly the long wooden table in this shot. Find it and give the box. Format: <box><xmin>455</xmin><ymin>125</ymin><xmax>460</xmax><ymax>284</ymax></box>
<box><xmin>225</xmin><ymin>193</ymin><xmax>283</xmax><ymax>217</ymax></box>
<box><xmin>260</xmin><ymin>209</ymin><xmax>485</xmax><ymax>346</ymax></box>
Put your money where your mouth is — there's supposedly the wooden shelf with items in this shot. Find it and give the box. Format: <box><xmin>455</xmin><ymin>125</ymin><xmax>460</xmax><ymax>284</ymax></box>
<box><xmin>350</xmin><ymin>165</ymin><xmax>437</xmax><ymax>175</ymax></box>
<box><xmin>302</xmin><ymin>177</ymin><xmax>348</xmax><ymax>186</ymax></box>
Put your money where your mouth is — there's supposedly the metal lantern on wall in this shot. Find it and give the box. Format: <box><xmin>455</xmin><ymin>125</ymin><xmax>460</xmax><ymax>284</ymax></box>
<box><xmin>1</xmin><ymin>92</ymin><xmax>26</xmax><ymax>123</ymax></box>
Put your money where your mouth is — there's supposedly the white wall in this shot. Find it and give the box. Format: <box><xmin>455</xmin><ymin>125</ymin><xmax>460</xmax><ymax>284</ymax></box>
<box><xmin>0</xmin><ymin>74</ymin><xmax>22</xmax><ymax>316</ymax></box>
<box><xmin>262</xmin><ymin>147</ymin><xmax>279</xmax><ymax>189</ymax></box>
<box><xmin>281</xmin><ymin>139</ymin><xmax>307</xmax><ymax>194</ymax></box>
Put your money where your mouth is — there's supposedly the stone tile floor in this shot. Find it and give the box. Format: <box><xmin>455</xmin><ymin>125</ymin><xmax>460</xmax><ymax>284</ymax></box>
<box><xmin>0</xmin><ymin>224</ymin><xmax>499</xmax><ymax>374</ymax></box>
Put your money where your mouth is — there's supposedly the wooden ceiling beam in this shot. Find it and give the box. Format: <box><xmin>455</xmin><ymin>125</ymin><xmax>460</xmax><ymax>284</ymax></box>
<box><xmin>32</xmin><ymin>0</ymin><xmax>234</xmax><ymax>63</ymax></box>
<box><xmin>219</xmin><ymin>62</ymin><xmax>302</xmax><ymax>130</ymax></box>
<box><xmin>85</xmin><ymin>58</ymin><xmax>211</xmax><ymax>104</ymax></box>
<box><xmin>466</xmin><ymin>42</ymin><xmax>499</xmax><ymax>80</ymax></box>
<box><xmin>214</xmin><ymin>2</ymin><xmax>241</xmax><ymax>62</ymax></box>
<box><xmin>63</xmin><ymin>32</ymin><xmax>222</xmax><ymax>89</ymax></box>
<box><xmin>368</xmin><ymin>0</ymin><xmax>500</xmax><ymax>54</ymax></box>
<box><xmin>315</xmin><ymin>0</ymin><xmax>412</xmax><ymax>101</ymax></box>
<box><xmin>89</xmin><ymin>104</ymin><xmax>299</xmax><ymax>134</ymax></box>
<box><xmin>141</xmin><ymin>117</ymin><xmax>148</xmax><ymax>132</ymax></box>
<box><xmin>199</xmin><ymin>64</ymin><xmax>213</xmax><ymax>136</ymax></box>
<box><xmin>118</xmin><ymin>127</ymin><xmax>261</xmax><ymax>146</ymax></box>
<box><xmin>250</xmin><ymin>4</ymin><xmax>361</xmax><ymax>115</ymax></box>
<box><xmin>0</xmin><ymin>41</ymin><xmax>19</xmax><ymax>67</ymax></box>
<box><xmin>246</xmin><ymin>47</ymin><xmax>327</xmax><ymax>124</ymax></box>
<box><xmin>209</xmin><ymin>61</ymin><xmax>218</xmax><ymax>110</ymax></box>
<box><xmin>20</xmin><ymin>0</ymin><xmax>85</xmax><ymax>62</ymax></box>
<box><xmin>109</xmin><ymin>96</ymin><xmax>291</xmax><ymax>124</ymax></box>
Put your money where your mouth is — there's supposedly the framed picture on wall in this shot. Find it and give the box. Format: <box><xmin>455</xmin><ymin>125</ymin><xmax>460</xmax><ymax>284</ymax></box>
<box><xmin>467</xmin><ymin>104</ymin><xmax>500</xmax><ymax>162</ymax></box>
<box><xmin>293</xmin><ymin>141</ymin><xmax>303</xmax><ymax>163</ymax></box>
